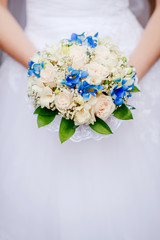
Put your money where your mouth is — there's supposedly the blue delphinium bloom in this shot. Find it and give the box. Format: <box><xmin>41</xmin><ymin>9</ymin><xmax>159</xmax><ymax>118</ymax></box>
<box><xmin>28</xmin><ymin>61</ymin><xmax>44</xmax><ymax>78</ymax></box>
<box><xmin>84</xmin><ymin>33</ymin><xmax>98</xmax><ymax>48</ymax></box>
<box><xmin>78</xmin><ymin>80</ymin><xmax>103</xmax><ymax>101</ymax></box>
<box><xmin>67</xmin><ymin>32</ymin><xmax>98</xmax><ymax>48</ymax></box>
<box><xmin>62</xmin><ymin>66</ymin><xmax>89</xmax><ymax>88</ymax></box>
<box><xmin>111</xmin><ymin>73</ymin><xmax>136</xmax><ymax>106</ymax></box>
<box><xmin>67</xmin><ymin>33</ymin><xmax>85</xmax><ymax>45</ymax></box>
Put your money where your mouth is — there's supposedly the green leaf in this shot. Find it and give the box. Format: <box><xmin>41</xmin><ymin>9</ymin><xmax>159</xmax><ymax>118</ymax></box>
<box><xmin>127</xmin><ymin>70</ymin><xmax>133</xmax><ymax>75</ymax></box>
<box><xmin>34</xmin><ymin>106</ymin><xmax>58</xmax><ymax>116</ymax></box>
<box><xmin>130</xmin><ymin>86</ymin><xmax>140</xmax><ymax>92</ymax></box>
<box><xmin>89</xmin><ymin>117</ymin><xmax>112</xmax><ymax>135</ymax></box>
<box><xmin>34</xmin><ymin>107</ymin><xmax>58</xmax><ymax>128</ymax></box>
<box><xmin>121</xmin><ymin>56</ymin><xmax>127</xmax><ymax>63</ymax></box>
<box><xmin>104</xmin><ymin>80</ymin><xmax>109</xmax><ymax>85</ymax></box>
<box><xmin>37</xmin><ymin>115</ymin><xmax>56</xmax><ymax>128</ymax></box>
<box><xmin>126</xmin><ymin>104</ymin><xmax>136</xmax><ymax>110</ymax></box>
<box><xmin>113</xmin><ymin>104</ymin><xmax>133</xmax><ymax>120</ymax></box>
<box><xmin>59</xmin><ymin>118</ymin><xmax>76</xmax><ymax>143</ymax></box>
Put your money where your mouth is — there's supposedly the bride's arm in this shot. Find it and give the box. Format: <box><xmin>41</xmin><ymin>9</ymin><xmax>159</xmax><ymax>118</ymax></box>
<box><xmin>129</xmin><ymin>0</ymin><xmax>160</xmax><ymax>80</ymax></box>
<box><xmin>0</xmin><ymin>1</ymin><xmax>36</xmax><ymax>68</ymax></box>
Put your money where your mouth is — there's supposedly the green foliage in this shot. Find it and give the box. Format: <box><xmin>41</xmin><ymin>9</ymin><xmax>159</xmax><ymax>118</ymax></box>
<box><xmin>113</xmin><ymin>104</ymin><xmax>133</xmax><ymax>120</ymax></box>
<box><xmin>59</xmin><ymin>118</ymin><xmax>77</xmax><ymax>143</ymax></box>
<box><xmin>37</xmin><ymin>115</ymin><xmax>56</xmax><ymax>128</ymax></box>
<box><xmin>89</xmin><ymin>117</ymin><xmax>112</xmax><ymax>135</ymax></box>
<box><xmin>34</xmin><ymin>106</ymin><xmax>58</xmax><ymax>128</ymax></box>
<box><xmin>130</xmin><ymin>86</ymin><xmax>140</xmax><ymax>92</ymax></box>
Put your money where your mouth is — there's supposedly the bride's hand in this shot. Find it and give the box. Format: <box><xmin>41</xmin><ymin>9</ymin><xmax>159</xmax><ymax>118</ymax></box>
<box><xmin>129</xmin><ymin>0</ymin><xmax>160</xmax><ymax>81</ymax></box>
<box><xmin>0</xmin><ymin>0</ymin><xmax>36</xmax><ymax>68</ymax></box>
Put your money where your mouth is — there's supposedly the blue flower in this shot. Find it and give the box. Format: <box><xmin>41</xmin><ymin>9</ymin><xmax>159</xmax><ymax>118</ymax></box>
<box><xmin>28</xmin><ymin>61</ymin><xmax>44</xmax><ymax>78</ymax></box>
<box><xmin>84</xmin><ymin>33</ymin><xmax>98</xmax><ymax>48</ymax></box>
<box><xmin>67</xmin><ymin>33</ymin><xmax>85</xmax><ymax>45</ymax></box>
<box><xmin>77</xmin><ymin>80</ymin><xmax>103</xmax><ymax>101</ymax></box>
<box><xmin>62</xmin><ymin>66</ymin><xmax>89</xmax><ymax>88</ymax></box>
<box><xmin>67</xmin><ymin>32</ymin><xmax>98</xmax><ymax>48</ymax></box>
<box><xmin>111</xmin><ymin>76</ymin><xmax>136</xmax><ymax>106</ymax></box>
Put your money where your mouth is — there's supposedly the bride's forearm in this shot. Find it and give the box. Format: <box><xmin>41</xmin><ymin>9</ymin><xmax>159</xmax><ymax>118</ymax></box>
<box><xmin>0</xmin><ymin>5</ymin><xmax>36</xmax><ymax>68</ymax></box>
<box><xmin>129</xmin><ymin>5</ymin><xmax>160</xmax><ymax>81</ymax></box>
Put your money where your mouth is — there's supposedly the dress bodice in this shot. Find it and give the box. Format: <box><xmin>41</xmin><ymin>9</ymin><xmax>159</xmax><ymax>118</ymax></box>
<box><xmin>25</xmin><ymin>0</ymin><xmax>133</xmax><ymax>50</ymax></box>
<box><xmin>26</xmin><ymin>0</ymin><xmax>129</xmax><ymax>21</ymax></box>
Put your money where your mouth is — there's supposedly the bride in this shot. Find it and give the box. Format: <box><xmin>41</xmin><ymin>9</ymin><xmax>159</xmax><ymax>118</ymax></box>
<box><xmin>0</xmin><ymin>0</ymin><xmax>160</xmax><ymax>239</ymax></box>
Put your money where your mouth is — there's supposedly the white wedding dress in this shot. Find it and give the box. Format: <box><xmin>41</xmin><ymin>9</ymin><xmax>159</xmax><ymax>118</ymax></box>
<box><xmin>0</xmin><ymin>0</ymin><xmax>160</xmax><ymax>239</ymax></box>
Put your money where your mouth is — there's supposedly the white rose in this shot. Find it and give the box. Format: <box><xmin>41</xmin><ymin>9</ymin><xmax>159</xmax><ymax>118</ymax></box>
<box><xmin>41</xmin><ymin>62</ymin><xmax>65</xmax><ymax>88</ymax></box>
<box><xmin>55</xmin><ymin>90</ymin><xmax>72</xmax><ymax>112</ymax></box>
<box><xmin>41</xmin><ymin>63</ymin><xmax>53</xmax><ymax>81</ymax></box>
<box><xmin>38</xmin><ymin>86</ymin><xmax>55</xmax><ymax>108</ymax></box>
<box><xmin>85</xmin><ymin>62</ymin><xmax>109</xmax><ymax>84</ymax></box>
<box><xmin>94</xmin><ymin>46</ymin><xmax>110</xmax><ymax>66</ymax></box>
<box><xmin>74</xmin><ymin>108</ymin><xmax>91</xmax><ymax>125</ymax></box>
<box><xmin>31</xmin><ymin>85</ymin><xmax>43</xmax><ymax>95</ymax></box>
<box><xmin>105</xmin><ymin>53</ymin><xmax>119</xmax><ymax>71</ymax></box>
<box><xmin>45</xmin><ymin>43</ymin><xmax>61</xmax><ymax>60</ymax></box>
<box><xmin>94</xmin><ymin>95</ymin><xmax>115</xmax><ymax>121</ymax></box>
<box><xmin>40</xmin><ymin>63</ymin><xmax>57</xmax><ymax>88</ymax></box>
<box><xmin>28</xmin><ymin>77</ymin><xmax>43</xmax><ymax>92</ymax></box>
<box><xmin>69</xmin><ymin>45</ymin><xmax>88</xmax><ymax>69</ymax></box>
<box><xmin>74</xmin><ymin>101</ymin><xmax>96</xmax><ymax>125</ymax></box>
<box><xmin>86</xmin><ymin>75</ymin><xmax>103</xmax><ymax>85</ymax></box>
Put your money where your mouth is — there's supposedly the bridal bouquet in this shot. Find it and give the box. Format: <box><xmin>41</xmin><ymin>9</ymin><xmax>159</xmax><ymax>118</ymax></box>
<box><xmin>27</xmin><ymin>32</ymin><xmax>139</xmax><ymax>143</ymax></box>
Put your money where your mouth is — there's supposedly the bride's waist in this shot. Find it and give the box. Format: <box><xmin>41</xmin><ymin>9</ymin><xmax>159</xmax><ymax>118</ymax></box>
<box><xmin>25</xmin><ymin>10</ymin><xmax>143</xmax><ymax>54</ymax></box>
<box><xmin>26</xmin><ymin>12</ymin><xmax>125</xmax><ymax>36</ymax></box>
<box><xmin>25</xmin><ymin>16</ymin><xmax>113</xmax><ymax>47</ymax></box>
<box><xmin>26</xmin><ymin>15</ymin><xmax>113</xmax><ymax>32</ymax></box>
